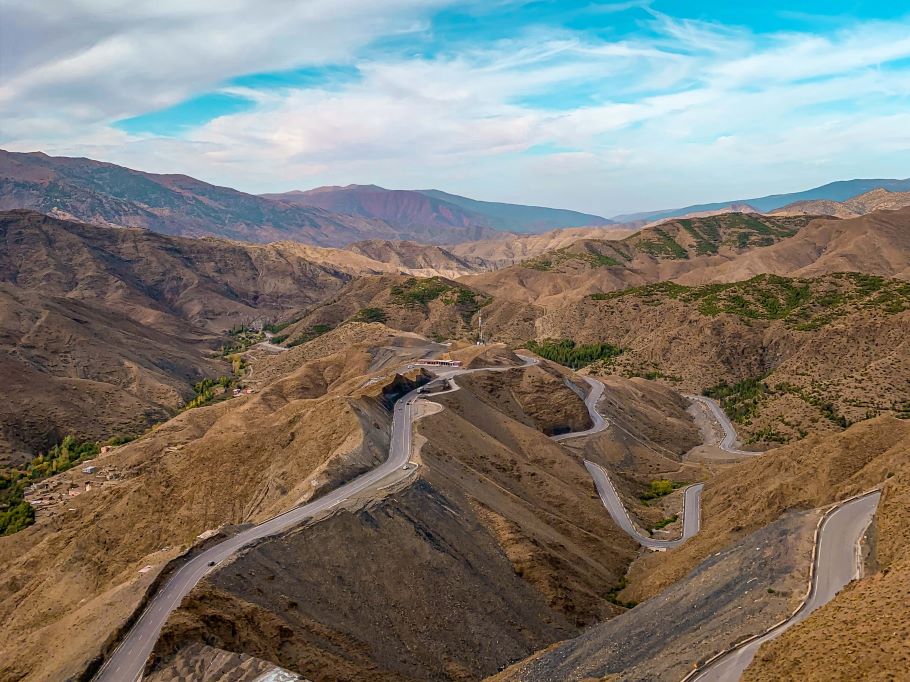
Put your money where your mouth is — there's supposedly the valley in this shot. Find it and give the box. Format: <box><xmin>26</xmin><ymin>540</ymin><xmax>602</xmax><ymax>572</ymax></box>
<box><xmin>0</xmin><ymin>156</ymin><xmax>907</xmax><ymax>682</ymax></box>
<box><xmin>4</xmin><ymin>3</ymin><xmax>910</xmax><ymax>679</ymax></box>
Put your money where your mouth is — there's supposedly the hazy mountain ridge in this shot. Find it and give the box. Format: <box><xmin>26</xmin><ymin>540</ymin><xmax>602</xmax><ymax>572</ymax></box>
<box><xmin>614</xmin><ymin>177</ymin><xmax>910</xmax><ymax>223</ymax></box>
<box><xmin>265</xmin><ymin>184</ymin><xmax>611</xmax><ymax>235</ymax></box>
<box><xmin>771</xmin><ymin>187</ymin><xmax>910</xmax><ymax>218</ymax></box>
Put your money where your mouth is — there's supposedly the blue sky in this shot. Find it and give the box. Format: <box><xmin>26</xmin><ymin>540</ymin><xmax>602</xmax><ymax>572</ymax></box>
<box><xmin>1</xmin><ymin>0</ymin><xmax>908</xmax><ymax>215</ymax></box>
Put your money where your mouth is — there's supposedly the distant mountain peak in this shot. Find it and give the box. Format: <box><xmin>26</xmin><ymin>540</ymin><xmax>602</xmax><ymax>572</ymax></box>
<box><xmin>262</xmin><ymin>183</ymin><xmax>611</xmax><ymax>234</ymax></box>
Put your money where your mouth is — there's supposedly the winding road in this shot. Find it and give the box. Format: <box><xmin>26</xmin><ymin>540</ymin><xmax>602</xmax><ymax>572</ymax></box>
<box><xmin>554</xmin><ymin>377</ymin><xmax>763</xmax><ymax>550</ymax></box>
<box><xmin>94</xmin><ymin>356</ymin><xmax>538</xmax><ymax>682</ymax></box>
<box><xmin>685</xmin><ymin>395</ymin><xmax>757</xmax><ymax>456</ymax></box>
<box><xmin>689</xmin><ymin>491</ymin><xmax>881</xmax><ymax>682</ymax></box>
<box><xmin>93</xmin><ymin>355</ymin><xmax>784</xmax><ymax>680</ymax></box>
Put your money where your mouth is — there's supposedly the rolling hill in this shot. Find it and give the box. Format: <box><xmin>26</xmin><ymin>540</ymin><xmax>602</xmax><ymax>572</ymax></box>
<box><xmin>461</xmin><ymin>213</ymin><xmax>821</xmax><ymax>305</ymax></box>
<box><xmin>0</xmin><ymin>210</ymin><xmax>361</xmax><ymax>462</ymax></box>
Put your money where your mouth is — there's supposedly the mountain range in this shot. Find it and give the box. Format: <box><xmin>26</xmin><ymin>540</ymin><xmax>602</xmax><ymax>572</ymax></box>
<box><xmin>0</xmin><ymin>151</ymin><xmax>609</xmax><ymax>246</ymax></box>
<box><xmin>614</xmin><ymin>177</ymin><xmax>910</xmax><ymax>223</ymax></box>
<box><xmin>0</xmin><ymin>194</ymin><xmax>908</xmax><ymax>681</ymax></box>
<box><xmin>4</xmin><ymin>149</ymin><xmax>909</xmax><ymax>250</ymax></box>
<box><xmin>263</xmin><ymin>184</ymin><xmax>611</xmax><ymax>234</ymax></box>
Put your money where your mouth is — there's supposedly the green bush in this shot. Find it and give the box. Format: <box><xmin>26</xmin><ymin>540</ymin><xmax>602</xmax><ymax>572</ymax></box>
<box><xmin>640</xmin><ymin>479</ymin><xmax>679</xmax><ymax>500</ymax></box>
<box><xmin>1</xmin><ymin>435</ymin><xmax>105</xmax><ymax>535</ymax></box>
<box><xmin>390</xmin><ymin>277</ymin><xmax>452</xmax><ymax>306</ymax></box>
<box><xmin>651</xmin><ymin>514</ymin><xmax>679</xmax><ymax>531</ymax></box>
<box><xmin>704</xmin><ymin>377</ymin><xmax>769</xmax><ymax>423</ymax></box>
<box><xmin>525</xmin><ymin>339</ymin><xmax>623</xmax><ymax>369</ymax></box>
<box><xmin>354</xmin><ymin>308</ymin><xmax>387</xmax><ymax>323</ymax></box>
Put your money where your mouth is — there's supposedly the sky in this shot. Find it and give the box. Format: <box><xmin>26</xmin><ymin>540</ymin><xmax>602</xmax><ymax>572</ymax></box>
<box><xmin>1</xmin><ymin>1</ymin><xmax>909</xmax><ymax>216</ymax></box>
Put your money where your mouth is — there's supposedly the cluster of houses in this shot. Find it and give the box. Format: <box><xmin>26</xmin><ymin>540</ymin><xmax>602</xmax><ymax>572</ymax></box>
<box><xmin>25</xmin><ymin>462</ymin><xmax>120</xmax><ymax>514</ymax></box>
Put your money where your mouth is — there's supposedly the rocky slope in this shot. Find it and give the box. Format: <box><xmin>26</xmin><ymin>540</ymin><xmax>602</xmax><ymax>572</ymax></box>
<box><xmin>447</xmin><ymin>225</ymin><xmax>635</xmax><ymax>268</ymax></box>
<box><xmin>0</xmin><ymin>210</ymin><xmax>355</xmax><ymax>333</ymax></box>
<box><xmin>0</xmin><ymin>283</ymin><xmax>221</xmax><ymax>465</ymax></box>
<box><xmin>461</xmin><ymin>213</ymin><xmax>820</xmax><ymax>305</ymax></box>
<box><xmin>146</xmin><ymin>357</ymin><xmax>698</xmax><ymax>682</ymax></box>
<box><xmin>279</xmin><ymin>274</ymin><xmax>493</xmax><ymax>345</ymax></box>
<box><xmin>463</xmin><ymin>208</ymin><xmax>910</xmax><ymax>307</ymax></box>
<box><xmin>0</xmin><ymin>324</ymin><xmax>436</xmax><ymax>681</ymax></box>
<box><xmin>529</xmin><ymin>273</ymin><xmax>910</xmax><ymax>445</ymax></box>
<box><xmin>345</xmin><ymin>239</ymin><xmax>491</xmax><ymax>277</ymax></box>
<box><xmin>0</xmin><ymin>210</ymin><xmax>371</xmax><ymax>458</ymax></box>
<box><xmin>742</xmin><ymin>447</ymin><xmax>910</xmax><ymax>681</ymax></box>
<box><xmin>497</xmin><ymin>416</ymin><xmax>910</xmax><ymax>681</ymax></box>
<box><xmin>268</xmin><ymin>267</ymin><xmax>908</xmax><ymax>447</ymax></box>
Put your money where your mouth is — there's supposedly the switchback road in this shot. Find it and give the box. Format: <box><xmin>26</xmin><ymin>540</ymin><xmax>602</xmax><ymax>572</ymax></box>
<box><xmin>685</xmin><ymin>395</ymin><xmax>757</xmax><ymax>456</ymax></box>
<box><xmin>94</xmin><ymin>356</ymin><xmax>536</xmax><ymax>682</ymax></box>
<box><xmin>554</xmin><ymin>376</ymin><xmax>705</xmax><ymax>550</ymax></box>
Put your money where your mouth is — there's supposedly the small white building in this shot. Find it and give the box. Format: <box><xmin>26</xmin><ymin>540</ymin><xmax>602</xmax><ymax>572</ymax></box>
<box><xmin>82</xmin><ymin>465</ymin><xmax>98</xmax><ymax>475</ymax></box>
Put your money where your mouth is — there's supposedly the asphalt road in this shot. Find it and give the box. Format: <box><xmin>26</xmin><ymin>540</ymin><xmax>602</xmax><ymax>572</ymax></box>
<box><xmin>685</xmin><ymin>395</ymin><xmax>757</xmax><ymax>456</ymax></box>
<box><xmin>586</xmin><ymin>461</ymin><xmax>704</xmax><ymax>550</ymax></box>
<box><xmin>690</xmin><ymin>491</ymin><xmax>881</xmax><ymax>682</ymax></box>
<box><xmin>554</xmin><ymin>376</ymin><xmax>705</xmax><ymax>550</ymax></box>
<box><xmin>94</xmin><ymin>355</ymin><xmax>537</xmax><ymax>681</ymax></box>
<box><xmin>553</xmin><ymin>376</ymin><xmax>608</xmax><ymax>441</ymax></box>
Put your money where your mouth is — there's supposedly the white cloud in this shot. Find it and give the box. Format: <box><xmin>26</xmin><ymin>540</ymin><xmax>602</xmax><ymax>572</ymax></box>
<box><xmin>2</xmin><ymin>3</ymin><xmax>909</xmax><ymax>214</ymax></box>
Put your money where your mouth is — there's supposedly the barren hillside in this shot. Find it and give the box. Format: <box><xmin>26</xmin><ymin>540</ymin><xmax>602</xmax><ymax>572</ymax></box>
<box><xmin>497</xmin><ymin>417</ymin><xmax>910</xmax><ymax>681</ymax></box>
<box><xmin>771</xmin><ymin>187</ymin><xmax>910</xmax><ymax>218</ymax></box>
<box><xmin>146</xmin><ymin>359</ymin><xmax>699</xmax><ymax>682</ymax></box>
<box><xmin>742</xmin><ymin>448</ymin><xmax>910</xmax><ymax>681</ymax></box>
<box><xmin>448</xmin><ymin>225</ymin><xmax>635</xmax><ymax>268</ymax></box>
<box><xmin>0</xmin><ymin>324</ymin><xmax>438</xmax><ymax>681</ymax></box>
<box><xmin>463</xmin><ymin>209</ymin><xmax>910</xmax><ymax>307</ymax></box>
<box><xmin>0</xmin><ymin>283</ymin><xmax>221</xmax><ymax>464</ymax></box>
<box><xmin>462</xmin><ymin>213</ymin><xmax>820</xmax><ymax>305</ymax></box>
<box><xmin>529</xmin><ymin>273</ymin><xmax>910</xmax><ymax>444</ymax></box>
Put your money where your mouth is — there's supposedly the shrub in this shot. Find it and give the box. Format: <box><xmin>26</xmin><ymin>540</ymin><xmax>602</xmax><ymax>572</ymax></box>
<box><xmin>525</xmin><ymin>338</ymin><xmax>623</xmax><ymax>369</ymax></box>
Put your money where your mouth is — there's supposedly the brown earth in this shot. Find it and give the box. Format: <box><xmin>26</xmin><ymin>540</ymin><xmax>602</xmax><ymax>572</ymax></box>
<box><xmin>447</xmin><ymin>226</ymin><xmax>635</xmax><ymax>268</ymax></box>
<box><xmin>461</xmin><ymin>213</ymin><xmax>819</xmax><ymax>306</ymax></box>
<box><xmin>771</xmin><ymin>187</ymin><xmax>910</xmax><ymax>219</ymax></box>
<box><xmin>0</xmin><ymin>209</ymin><xmax>358</xmax><ymax>461</ymax></box>
<box><xmin>742</xmin><ymin>450</ymin><xmax>910</xmax><ymax>682</ymax></box>
<box><xmin>495</xmin><ymin>416</ymin><xmax>910</xmax><ymax>682</ymax></box>
<box><xmin>676</xmin><ymin>207</ymin><xmax>910</xmax><ymax>286</ymax></box>
<box><xmin>346</xmin><ymin>239</ymin><xmax>492</xmax><ymax>277</ymax></box>
<box><xmin>462</xmin><ymin>209</ymin><xmax>910</xmax><ymax>307</ymax></box>
<box><xmin>0</xmin><ymin>210</ymin><xmax>355</xmax><ymax>334</ymax></box>
<box><xmin>0</xmin><ymin>283</ymin><xmax>222</xmax><ymax>465</ymax></box>
<box><xmin>281</xmin><ymin>274</ymin><xmax>492</xmax><ymax>344</ymax></box>
<box><xmin>493</xmin><ymin>510</ymin><xmax>819</xmax><ymax>682</ymax></box>
<box><xmin>620</xmin><ymin>417</ymin><xmax>910</xmax><ymax>605</ymax></box>
<box><xmin>0</xmin><ymin>324</ymin><xmax>440</xmax><ymax>681</ymax></box>
<box><xmin>146</xmin><ymin>362</ymin><xmax>700</xmax><ymax>682</ymax></box>
<box><xmin>519</xmin><ymin>273</ymin><xmax>910</xmax><ymax>445</ymax></box>
<box><xmin>147</xmin><ymin>642</ymin><xmax>309</xmax><ymax>682</ymax></box>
